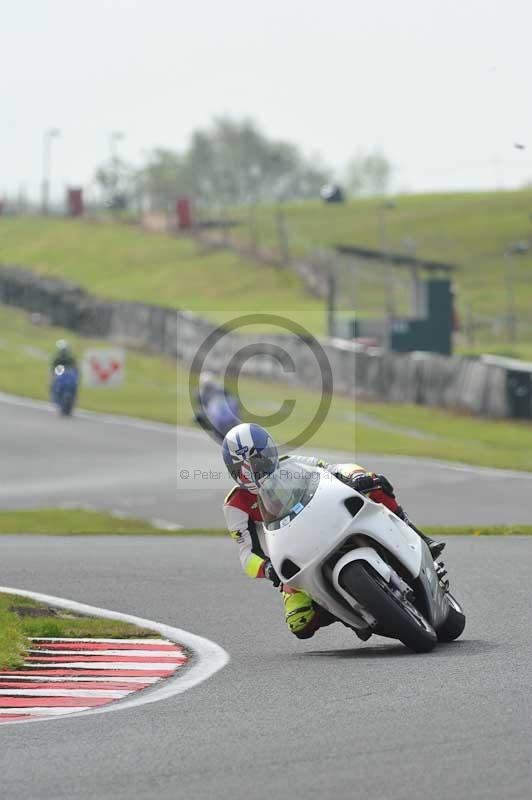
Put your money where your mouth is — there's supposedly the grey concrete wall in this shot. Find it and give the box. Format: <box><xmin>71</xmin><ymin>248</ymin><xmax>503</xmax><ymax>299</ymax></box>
<box><xmin>0</xmin><ymin>264</ymin><xmax>524</xmax><ymax>419</ymax></box>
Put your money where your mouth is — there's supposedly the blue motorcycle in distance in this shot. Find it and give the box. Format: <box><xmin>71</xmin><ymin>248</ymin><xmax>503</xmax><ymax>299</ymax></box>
<box><xmin>206</xmin><ymin>393</ymin><xmax>241</xmax><ymax>442</ymax></box>
<box><xmin>52</xmin><ymin>366</ymin><xmax>79</xmax><ymax>416</ymax></box>
<box><xmin>195</xmin><ymin>391</ymin><xmax>241</xmax><ymax>442</ymax></box>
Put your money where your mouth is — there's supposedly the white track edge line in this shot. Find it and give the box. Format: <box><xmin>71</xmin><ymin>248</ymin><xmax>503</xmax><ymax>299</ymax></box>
<box><xmin>0</xmin><ymin>586</ymin><xmax>229</xmax><ymax>725</ymax></box>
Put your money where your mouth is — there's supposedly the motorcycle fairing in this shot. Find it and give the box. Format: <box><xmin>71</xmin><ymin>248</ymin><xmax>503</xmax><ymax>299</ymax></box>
<box><xmin>265</xmin><ymin>466</ymin><xmax>448</xmax><ymax>632</ymax></box>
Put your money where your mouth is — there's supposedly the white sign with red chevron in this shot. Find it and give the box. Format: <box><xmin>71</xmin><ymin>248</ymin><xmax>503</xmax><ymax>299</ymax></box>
<box><xmin>82</xmin><ymin>348</ymin><xmax>125</xmax><ymax>388</ymax></box>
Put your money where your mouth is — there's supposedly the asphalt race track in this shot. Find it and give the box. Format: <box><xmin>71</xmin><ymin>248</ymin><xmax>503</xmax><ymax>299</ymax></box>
<box><xmin>1</xmin><ymin>535</ymin><xmax>531</xmax><ymax>800</ymax></box>
<box><xmin>1</xmin><ymin>392</ymin><xmax>531</xmax><ymax>798</ymax></box>
<box><xmin>2</xmin><ymin>391</ymin><xmax>532</xmax><ymax>528</ymax></box>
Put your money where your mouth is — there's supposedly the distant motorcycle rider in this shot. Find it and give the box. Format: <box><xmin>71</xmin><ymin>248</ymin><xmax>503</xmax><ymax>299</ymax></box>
<box><xmin>222</xmin><ymin>423</ymin><xmax>444</xmax><ymax>640</ymax></box>
<box><xmin>196</xmin><ymin>371</ymin><xmax>220</xmax><ymax>409</ymax></box>
<box><xmin>194</xmin><ymin>371</ymin><xmax>240</xmax><ymax>440</ymax></box>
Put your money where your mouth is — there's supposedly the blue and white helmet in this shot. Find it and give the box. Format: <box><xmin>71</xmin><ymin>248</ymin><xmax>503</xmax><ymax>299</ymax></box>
<box><xmin>222</xmin><ymin>423</ymin><xmax>279</xmax><ymax>493</ymax></box>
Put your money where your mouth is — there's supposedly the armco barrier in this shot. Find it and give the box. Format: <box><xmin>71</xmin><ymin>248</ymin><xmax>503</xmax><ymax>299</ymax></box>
<box><xmin>0</xmin><ymin>264</ymin><xmax>530</xmax><ymax>420</ymax></box>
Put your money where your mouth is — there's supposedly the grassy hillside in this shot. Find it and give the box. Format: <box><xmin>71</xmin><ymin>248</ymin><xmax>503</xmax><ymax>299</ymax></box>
<box><xmin>230</xmin><ymin>190</ymin><xmax>532</xmax><ymax>354</ymax></box>
<box><xmin>3</xmin><ymin>304</ymin><xmax>532</xmax><ymax>470</ymax></box>
<box><xmin>3</xmin><ymin>194</ymin><xmax>532</xmax><ymax>322</ymax></box>
<box><xmin>2</xmin><ymin>192</ymin><xmax>532</xmax><ymax>354</ymax></box>
<box><xmin>237</xmin><ymin>190</ymin><xmax>532</xmax><ymax>313</ymax></box>
<box><xmin>0</xmin><ymin>217</ymin><xmax>325</xmax><ymax>333</ymax></box>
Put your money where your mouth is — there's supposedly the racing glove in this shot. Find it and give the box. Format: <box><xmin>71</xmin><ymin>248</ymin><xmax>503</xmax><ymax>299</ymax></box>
<box><xmin>264</xmin><ymin>560</ymin><xmax>281</xmax><ymax>587</ymax></box>
<box><xmin>349</xmin><ymin>472</ymin><xmax>395</xmax><ymax>497</ymax></box>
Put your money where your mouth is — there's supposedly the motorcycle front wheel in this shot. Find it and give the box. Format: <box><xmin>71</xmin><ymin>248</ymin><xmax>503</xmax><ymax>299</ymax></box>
<box><xmin>339</xmin><ymin>561</ymin><xmax>437</xmax><ymax>653</ymax></box>
<box><xmin>59</xmin><ymin>393</ymin><xmax>74</xmax><ymax>416</ymax></box>
<box><xmin>436</xmin><ymin>593</ymin><xmax>466</xmax><ymax>642</ymax></box>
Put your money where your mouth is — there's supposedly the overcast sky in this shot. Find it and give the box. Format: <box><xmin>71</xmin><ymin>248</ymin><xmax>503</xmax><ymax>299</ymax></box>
<box><xmin>2</xmin><ymin>0</ymin><xmax>531</xmax><ymax>201</ymax></box>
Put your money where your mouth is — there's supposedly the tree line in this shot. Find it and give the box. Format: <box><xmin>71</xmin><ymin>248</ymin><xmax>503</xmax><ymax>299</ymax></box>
<box><xmin>95</xmin><ymin>117</ymin><xmax>393</xmax><ymax>211</ymax></box>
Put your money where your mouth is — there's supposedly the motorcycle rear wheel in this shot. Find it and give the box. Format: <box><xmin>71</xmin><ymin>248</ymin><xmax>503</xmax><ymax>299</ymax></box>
<box><xmin>339</xmin><ymin>561</ymin><xmax>437</xmax><ymax>653</ymax></box>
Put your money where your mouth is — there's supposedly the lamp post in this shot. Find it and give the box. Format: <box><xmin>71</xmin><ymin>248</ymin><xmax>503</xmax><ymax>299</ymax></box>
<box><xmin>41</xmin><ymin>128</ymin><xmax>61</xmax><ymax>215</ymax></box>
<box><xmin>504</xmin><ymin>240</ymin><xmax>529</xmax><ymax>342</ymax></box>
<box><xmin>109</xmin><ymin>131</ymin><xmax>125</xmax><ymax>163</ymax></box>
<box><xmin>106</xmin><ymin>132</ymin><xmax>125</xmax><ymax>209</ymax></box>
<box><xmin>108</xmin><ymin>132</ymin><xmax>125</xmax><ymax>207</ymax></box>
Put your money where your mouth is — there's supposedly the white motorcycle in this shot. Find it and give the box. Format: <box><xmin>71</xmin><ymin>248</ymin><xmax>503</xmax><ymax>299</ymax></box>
<box><xmin>258</xmin><ymin>461</ymin><xmax>466</xmax><ymax>653</ymax></box>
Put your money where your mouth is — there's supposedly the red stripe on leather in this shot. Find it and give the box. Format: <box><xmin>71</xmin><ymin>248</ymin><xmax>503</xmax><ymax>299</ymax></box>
<box><xmin>0</xmin><ymin>714</ymin><xmax>42</xmax><ymax>722</ymax></box>
<box><xmin>224</xmin><ymin>486</ymin><xmax>262</xmax><ymax>520</ymax></box>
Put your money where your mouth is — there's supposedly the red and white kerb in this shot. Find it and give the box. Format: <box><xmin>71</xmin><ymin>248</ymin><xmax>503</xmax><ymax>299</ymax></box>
<box><xmin>0</xmin><ymin>637</ymin><xmax>188</xmax><ymax>723</ymax></box>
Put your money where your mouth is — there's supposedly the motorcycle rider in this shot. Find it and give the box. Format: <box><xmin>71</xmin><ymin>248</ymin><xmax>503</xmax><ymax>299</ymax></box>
<box><xmin>196</xmin><ymin>371</ymin><xmax>220</xmax><ymax>410</ymax></box>
<box><xmin>223</xmin><ymin>422</ymin><xmax>444</xmax><ymax>640</ymax></box>
<box><xmin>194</xmin><ymin>370</ymin><xmax>240</xmax><ymax>439</ymax></box>
<box><xmin>50</xmin><ymin>340</ymin><xmax>78</xmax><ymax>402</ymax></box>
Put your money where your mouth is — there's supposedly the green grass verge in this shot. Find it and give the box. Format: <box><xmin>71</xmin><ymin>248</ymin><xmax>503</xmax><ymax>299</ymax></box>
<box><xmin>1</xmin><ymin>511</ymin><xmax>530</xmax><ymax>538</ymax></box>
<box><xmin>183</xmin><ymin>525</ymin><xmax>532</xmax><ymax>536</ymax></box>
<box><xmin>0</xmin><ymin>217</ymin><xmax>325</xmax><ymax>334</ymax></box>
<box><xmin>0</xmin><ymin>603</ymin><xmax>26</xmax><ymax>670</ymax></box>
<box><xmin>0</xmin><ymin>509</ymin><xmax>222</xmax><ymax>536</ymax></box>
<box><xmin>0</xmin><ymin>592</ymin><xmax>159</xmax><ymax>670</ymax></box>
<box><xmin>0</xmin><ymin>509</ymin><xmax>168</xmax><ymax>535</ymax></box>
<box><xmin>3</xmin><ymin>304</ymin><xmax>532</xmax><ymax>470</ymax></box>
<box><xmin>176</xmin><ymin>525</ymin><xmax>532</xmax><ymax>536</ymax></box>
<box><xmin>424</xmin><ymin>525</ymin><xmax>532</xmax><ymax>536</ymax></box>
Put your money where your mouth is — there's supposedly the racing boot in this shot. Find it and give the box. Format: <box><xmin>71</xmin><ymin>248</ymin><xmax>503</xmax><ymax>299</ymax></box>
<box><xmin>283</xmin><ymin>591</ymin><xmax>336</xmax><ymax>639</ymax></box>
<box><xmin>283</xmin><ymin>590</ymin><xmax>317</xmax><ymax>639</ymax></box>
<box><xmin>396</xmin><ymin>506</ymin><xmax>446</xmax><ymax>560</ymax></box>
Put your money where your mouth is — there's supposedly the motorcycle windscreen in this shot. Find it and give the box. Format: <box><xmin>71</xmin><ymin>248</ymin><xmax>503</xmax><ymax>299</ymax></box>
<box><xmin>257</xmin><ymin>463</ymin><xmax>320</xmax><ymax>527</ymax></box>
